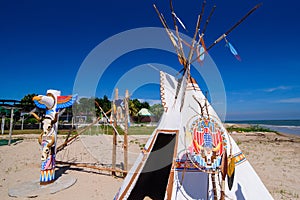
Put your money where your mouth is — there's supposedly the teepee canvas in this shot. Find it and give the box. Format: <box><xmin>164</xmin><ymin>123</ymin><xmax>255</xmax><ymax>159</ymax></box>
<box><xmin>115</xmin><ymin>1</ymin><xmax>273</xmax><ymax>199</ymax></box>
<box><xmin>114</xmin><ymin>71</ymin><xmax>273</xmax><ymax>200</ymax></box>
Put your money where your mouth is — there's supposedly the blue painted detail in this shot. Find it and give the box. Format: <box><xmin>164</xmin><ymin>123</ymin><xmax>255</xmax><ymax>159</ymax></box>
<box><xmin>33</xmin><ymin>100</ymin><xmax>46</xmax><ymax>109</ymax></box>
<box><xmin>45</xmin><ymin>109</ymin><xmax>54</xmax><ymax>115</ymax></box>
<box><xmin>203</xmin><ymin>133</ymin><xmax>213</xmax><ymax>148</ymax></box>
<box><xmin>217</xmin><ymin>157</ymin><xmax>221</xmax><ymax>167</ymax></box>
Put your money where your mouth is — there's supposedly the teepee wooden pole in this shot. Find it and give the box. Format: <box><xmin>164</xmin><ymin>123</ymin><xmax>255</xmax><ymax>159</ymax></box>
<box><xmin>153</xmin><ymin>4</ymin><xmax>181</xmax><ymax>57</ymax></box>
<box><xmin>187</xmin><ymin>14</ymin><xmax>201</xmax><ymax>65</ymax></box>
<box><xmin>112</xmin><ymin>88</ymin><xmax>118</xmax><ymax>176</ymax></box>
<box><xmin>201</xmin><ymin>5</ymin><xmax>216</xmax><ymax>37</ymax></box>
<box><xmin>169</xmin><ymin>0</ymin><xmax>186</xmax><ymax>61</ymax></box>
<box><xmin>212</xmin><ymin>173</ymin><xmax>218</xmax><ymax>200</ymax></box>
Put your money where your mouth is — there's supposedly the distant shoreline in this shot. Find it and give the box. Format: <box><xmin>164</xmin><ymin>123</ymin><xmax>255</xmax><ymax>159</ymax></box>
<box><xmin>226</xmin><ymin>119</ymin><xmax>300</xmax><ymax>126</ymax></box>
<box><xmin>226</xmin><ymin>120</ymin><xmax>300</xmax><ymax>136</ymax></box>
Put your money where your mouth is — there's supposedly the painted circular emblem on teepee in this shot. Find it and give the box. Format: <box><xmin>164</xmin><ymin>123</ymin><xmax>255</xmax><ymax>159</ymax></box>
<box><xmin>187</xmin><ymin>116</ymin><xmax>226</xmax><ymax>170</ymax></box>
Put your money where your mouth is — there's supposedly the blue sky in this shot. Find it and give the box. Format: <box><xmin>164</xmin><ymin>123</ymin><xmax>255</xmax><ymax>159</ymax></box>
<box><xmin>0</xmin><ymin>0</ymin><xmax>299</xmax><ymax>120</ymax></box>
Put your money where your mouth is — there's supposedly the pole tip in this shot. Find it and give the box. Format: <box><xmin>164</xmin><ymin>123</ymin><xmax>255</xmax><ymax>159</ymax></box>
<box><xmin>256</xmin><ymin>3</ymin><xmax>263</xmax><ymax>8</ymax></box>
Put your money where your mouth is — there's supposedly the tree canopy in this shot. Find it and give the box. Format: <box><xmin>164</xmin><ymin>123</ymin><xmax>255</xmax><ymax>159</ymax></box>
<box><xmin>20</xmin><ymin>93</ymin><xmax>37</xmax><ymax>112</ymax></box>
<box><xmin>16</xmin><ymin>93</ymin><xmax>163</xmax><ymax>123</ymax></box>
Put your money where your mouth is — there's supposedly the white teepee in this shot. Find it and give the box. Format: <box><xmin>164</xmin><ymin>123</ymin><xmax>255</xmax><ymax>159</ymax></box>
<box><xmin>115</xmin><ymin>1</ymin><xmax>272</xmax><ymax>199</ymax></box>
<box><xmin>114</xmin><ymin>71</ymin><xmax>273</xmax><ymax>200</ymax></box>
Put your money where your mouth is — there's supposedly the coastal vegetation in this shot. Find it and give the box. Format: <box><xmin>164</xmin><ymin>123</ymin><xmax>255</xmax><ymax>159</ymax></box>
<box><xmin>226</xmin><ymin>124</ymin><xmax>276</xmax><ymax>133</ymax></box>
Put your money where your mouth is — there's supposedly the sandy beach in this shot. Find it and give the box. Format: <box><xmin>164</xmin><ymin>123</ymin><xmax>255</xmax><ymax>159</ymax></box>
<box><xmin>0</xmin><ymin>127</ymin><xmax>299</xmax><ymax>200</ymax></box>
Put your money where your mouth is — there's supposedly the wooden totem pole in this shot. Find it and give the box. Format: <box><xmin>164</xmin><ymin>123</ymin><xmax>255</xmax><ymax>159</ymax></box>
<box><xmin>32</xmin><ymin>89</ymin><xmax>77</xmax><ymax>185</ymax></box>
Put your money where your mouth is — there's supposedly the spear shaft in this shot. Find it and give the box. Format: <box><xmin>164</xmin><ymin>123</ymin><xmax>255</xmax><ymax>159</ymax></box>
<box><xmin>187</xmin><ymin>14</ymin><xmax>201</xmax><ymax>65</ymax></box>
<box><xmin>191</xmin><ymin>3</ymin><xmax>262</xmax><ymax>64</ymax></box>
<box><xmin>225</xmin><ymin>3</ymin><xmax>262</xmax><ymax>37</ymax></box>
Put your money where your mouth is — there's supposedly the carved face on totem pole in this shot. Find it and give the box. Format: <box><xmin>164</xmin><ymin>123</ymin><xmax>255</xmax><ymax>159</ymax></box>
<box><xmin>41</xmin><ymin>143</ymin><xmax>51</xmax><ymax>161</ymax></box>
<box><xmin>40</xmin><ymin>118</ymin><xmax>56</xmax><ymax>162</ymax></box>
<box><xmin>42</xmin><ymin>118</ymin><xmax>53</xmax><ymax>135</ymax></box>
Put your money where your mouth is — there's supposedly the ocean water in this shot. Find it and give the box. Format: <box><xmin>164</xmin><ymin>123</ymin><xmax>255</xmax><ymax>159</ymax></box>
<box><xmin>226</xmin><ymin>120</ymin><xmax>300</xmax><ymax>136</ymax></box>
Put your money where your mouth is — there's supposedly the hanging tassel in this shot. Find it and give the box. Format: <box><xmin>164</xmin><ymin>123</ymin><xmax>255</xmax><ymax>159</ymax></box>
<box><xmin>196</xmin><ymin>45</ymin><xmax>205</xmax><ymax>65</ymax></box>
<box><xmin>196</xmin><ymin>37</ymin><xmax>207</xmax><ymax>66</ymax></box>
<box><xmin>227</xmin><ymin>156</ymin><xmax>235</xmax><ymax>190</ymax></box>
<box><xmin>225</xmin><ymin>38</ymin><xmax>241</xmax><ymax>61</ymax></box>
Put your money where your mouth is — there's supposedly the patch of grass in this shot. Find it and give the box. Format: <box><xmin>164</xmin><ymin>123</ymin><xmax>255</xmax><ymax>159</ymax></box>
<box><xmin>5</xmin><ymin>167</ymin><xmax>12</xmax><ymax>174</ymax></box>
<box><xmin>67</xmin><ymin>124</ymin><xmax>155</xmax><ymax>136</ymax></box>
<box><xmin>128</xmin><ymin>126</ymin><xmax>156</xmax><ymax>135</ymax></box>
<box><xmin>0</xmin><ymin>138</ymin><xmax>23</xmax><ymax>146</ymax></box>
<box><xmin>129</xmin><ymin>139</ymin><xmax>138</xmax><ymax>144</ymax></box>
<box><xmin>2</xmin><ymin>124</ymin><xmax>156</xmax><ymax>137</ymax></box>
<box><xmin>272</xmin><ymin>157</ymin><xmax>282</xmax><ymax>162</ymax></box>
<box><xmin>2</xmin><ymin>129</ymin><xmax>42</xmax><ymax>135</ymax></box>
<box><xmin>139</xmin><ymin>143</ymin><xmax>146</xmax><ymax>149</ymax></box>
<box><xmin>227</xmin><ymin>125</ymin><xmax>276</xmax><ymax>133</ymax></box>
<box><xmin>2</xmin><ymin>129</ymin><xmax>77</xmax><ymax>135</ymax></box>
<box><xmin>279</xmin><ymin>189</ymin><xmax>286</xmax><ymax>194</ymax></box>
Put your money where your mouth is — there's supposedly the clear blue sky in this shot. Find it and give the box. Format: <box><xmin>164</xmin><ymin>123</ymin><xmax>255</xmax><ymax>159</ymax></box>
<box><xmin>0</xmin><ymin>0</ymin><xmax>299</xmax><ymax>120</ymax></box>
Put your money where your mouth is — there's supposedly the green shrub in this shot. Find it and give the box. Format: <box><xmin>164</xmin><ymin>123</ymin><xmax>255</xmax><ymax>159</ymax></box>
<box><xmin>227</xmin><ymin>125</ymin><xmax>276</xmax><ymax>133</ymax></box>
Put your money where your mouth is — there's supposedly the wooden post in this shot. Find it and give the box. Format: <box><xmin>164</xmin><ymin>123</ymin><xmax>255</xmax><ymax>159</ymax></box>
<box><xmin>123</xmin><ymin>90</ymin><xmax>129</xmax><ymax>176</ymax></box>
<box><xmin>21</xmin><ymin>115</ymin><xmax>24</xmax><ymax>130</ymax></box>
<box><xmin>1</xmin><ymin>115</ymin><xmax>5</xmax><ymax>135</ymax></box>
<box><xmin>112</xmin><ymin>88</ymin><xmax>118</xmax><ymax>176</ymax></box>
<box><xmin>72</xmin><ymin>116</ymin><xmax>74</xmax><ymax>129</ymax></box>
<box><xmin>8</xmin><ymin>107</ymin><xmax>14</xmax><ymax>146</ymax></box>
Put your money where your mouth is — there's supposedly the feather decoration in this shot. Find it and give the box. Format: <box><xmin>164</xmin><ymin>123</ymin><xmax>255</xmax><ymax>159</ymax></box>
<box><xmin>196</xmin><ymin>45</ymin><xmax>205</xmax><ymax>62</ymax></box>
<box><xmin>196</xmin><ymin>37</ymin><xmax>207</xmax><ymax>65</ymax></box>
<box><xmin>227</xmin><ymin>156</ymin><xmax>236</xmax><ymax>190</ymax></box>
<box><xmin>225</xmin><ymin>38</ymin><xmax>241</xmax><ymax>61</ymax></box>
